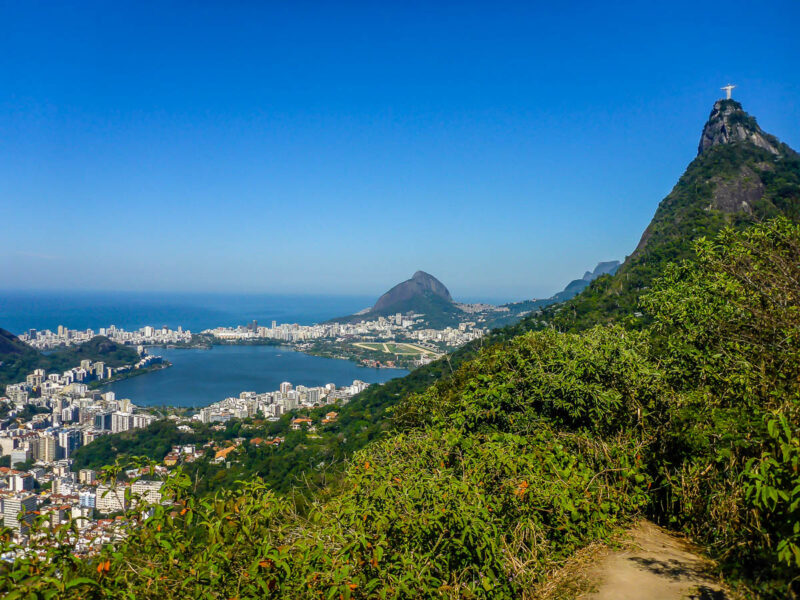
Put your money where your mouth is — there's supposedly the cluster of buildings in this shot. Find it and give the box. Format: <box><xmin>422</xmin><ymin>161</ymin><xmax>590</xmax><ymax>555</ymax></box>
<box><xmin>192</xmin><ymin>379</ymin><xmax>369</xmax><ymax>424</ymax></box>
<box><xmin>0</xmin><ymin>360</ymin><xmax>165</xmax><ymax>552</ymax></box>
<box><xmin>201</xmin><ymin>318</ymin><xmax>401</xmax><ymax>343</ymax></box>
<box><xmin>1</xmin><ymin>382</ymin><xmax>158</xmax><ymax>468</ymax></box>
<box><xmin>406</xmin><ymin>322</ymin><xmax>486</xmax><ymax>347</ymax></box>
<box><xmin>204</xmin><ymin>313</ymin><xmax>487</xmax><ymax>350</ymax></box>
<box><xmin>0</xmin><ymin>462</ymin><xmax>165</xmax><ymax>557</ymax></box>
<box><xmin>8</xmin><ymin>355</ymin><xmax>162</xmax><ymax>402</ymax></box>
<box><xmin>19</xmin><ymin>324</ymin><xmax>192</xmax><ymax>350</ymax></box>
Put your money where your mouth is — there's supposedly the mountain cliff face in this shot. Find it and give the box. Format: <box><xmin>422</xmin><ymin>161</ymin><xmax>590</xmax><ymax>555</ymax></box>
<box><xmin>698</xmin><ymin>99</ymin><xmax>782</xmax><ymax>156</ymax></box>
<box><xmin>372</xmin><ymin>271</ymin><xmax>453</xmax><ymax>312</ymax></box>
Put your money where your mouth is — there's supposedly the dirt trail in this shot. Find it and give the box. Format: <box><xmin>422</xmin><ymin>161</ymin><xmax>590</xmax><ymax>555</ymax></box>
<box><xmin>579</xmin><ymin>521</ymin><xmax>730</xmax><ymax>600</ymax></box>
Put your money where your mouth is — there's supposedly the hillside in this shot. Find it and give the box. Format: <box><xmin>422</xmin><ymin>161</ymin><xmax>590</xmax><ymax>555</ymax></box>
<box><xmin>332</xmin><ymin>271</ymin><xmax>466</xmax><ymax>328</ymax></box>
<box><xmin>20</xmin><ymin>219</ymin><xmax>800</xmax><ymax>599</ymax></box>
<box><xmin>529</xmin><ymin>99</ymin><xmax>800</xmax><ymax>332</ymax></box>
<box><xmin>11</xmin><ymin>99</ymin><xmax>800</xmax><ymax>599</ymax></box>
<box><xmin>0</xmin><ymin>334</ymin><xmax>140</xmax><ymax>388</ymax></box>
<box><xmin>0</xmin><ymin>328</ymin><xmax>35</xmax><ymax>357</ymax></box>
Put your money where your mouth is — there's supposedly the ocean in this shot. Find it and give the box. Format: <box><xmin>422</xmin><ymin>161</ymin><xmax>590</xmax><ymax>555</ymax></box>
<box><xmin>0</xmin><ymin>291</ymin><xmax>407</xmax><ymax>408</ymax></box>
<box><xmin>0</xmin><ymin>291</ymin><xmax>375</xmax><ymax>334</ymax></box>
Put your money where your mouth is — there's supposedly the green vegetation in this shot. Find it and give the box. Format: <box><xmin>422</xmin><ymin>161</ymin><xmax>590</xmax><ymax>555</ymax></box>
<box><xmin>4</xmin><ymin>219</ymin><xmax>799</xmax><ymax>598</ymax></box>
<box><xmin>0</xmin><ymin>335</ymin><xmax>140</xmax><ymax>388</ymax></box>
<box><xmin>5</xmin><ymin>106</ymin><xmax>800</xmax><ymax>597</ymax></box>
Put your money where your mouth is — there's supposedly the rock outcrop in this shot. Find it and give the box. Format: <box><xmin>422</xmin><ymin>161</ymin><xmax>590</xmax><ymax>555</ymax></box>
<box><xmin>698</xmin><ymin>99</ymin><xmax>782</xmax><ymax>156</ymax></box>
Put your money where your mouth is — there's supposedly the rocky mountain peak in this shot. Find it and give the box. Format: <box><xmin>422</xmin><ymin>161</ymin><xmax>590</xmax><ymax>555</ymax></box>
<box><xmin>410</xmin><ymin>271</ymin><xmax>453</xmax><ymax>300</ymax></box>
<box><xmin>698</xmin><ymin>99</ymin><xmax>781</xmax><ymax>156</ymax></box>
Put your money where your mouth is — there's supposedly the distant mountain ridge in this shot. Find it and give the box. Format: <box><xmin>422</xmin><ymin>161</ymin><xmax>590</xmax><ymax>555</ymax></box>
<box><xmin>582</xmin><ymin>261</ymin><xmax>620</xmax><ymax>282</ymax></box>
<box><xmin>552</xmin><ymin>260</ymin><xmax>621</xmax><ymax>302</ymax></box>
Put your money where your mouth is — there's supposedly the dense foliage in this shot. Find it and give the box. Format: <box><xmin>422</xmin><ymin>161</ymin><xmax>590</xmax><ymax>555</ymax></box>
<box><xmin>4</xmin><ymin>219</ymin><xmax>799</xmax><ymax>598</ymax></box>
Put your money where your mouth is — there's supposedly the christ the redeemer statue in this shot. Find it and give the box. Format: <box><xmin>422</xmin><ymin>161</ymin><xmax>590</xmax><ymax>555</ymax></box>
<box><xmin>721</xmin><ymin>84</ymin><xmax>736</xmax><ymax>99</ymax></box>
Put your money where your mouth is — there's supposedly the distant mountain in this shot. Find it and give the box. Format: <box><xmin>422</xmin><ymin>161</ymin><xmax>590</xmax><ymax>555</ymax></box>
<box><xmin>582</xmin><ymin>261</ymin><xmax>621</xmax><ymax>282</ymax></box>
<box><xmin>487</xmin><ymin>260</ymin><xmax>621</xmax><ymax>329</ymax></box>
<box><xmin>552</xmin><ymin>260</ymin><xmax>621</xmax><ymax>303</ymax></box>
<box><xmin>373</xmin><ymin>271</ymin><xmax>453</xmax><ymax>312</ymax></box>
<box><xmin>332</xmin><ymin>271</ymin><xmax>464</xmax><ymax>328</ymax></box>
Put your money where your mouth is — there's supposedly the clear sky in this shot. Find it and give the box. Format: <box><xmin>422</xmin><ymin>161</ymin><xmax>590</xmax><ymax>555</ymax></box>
<box><xmin>1</xmin><ymin>1</ymin><xmax>798</xmax><ymax>302</ymax></box>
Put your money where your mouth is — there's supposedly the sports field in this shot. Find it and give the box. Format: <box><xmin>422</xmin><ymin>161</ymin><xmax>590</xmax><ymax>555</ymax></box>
<box><xmin>353</xmin><ymin>342</ymin><xmax>439</xmax><ymax>356</ymax></box>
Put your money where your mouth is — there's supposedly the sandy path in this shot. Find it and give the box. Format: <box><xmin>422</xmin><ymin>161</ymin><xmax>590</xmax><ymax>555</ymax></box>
<box><xmin>579</xmin><ymin>521</ymin><xmax>730</xmax><ymax>600</ymax></box>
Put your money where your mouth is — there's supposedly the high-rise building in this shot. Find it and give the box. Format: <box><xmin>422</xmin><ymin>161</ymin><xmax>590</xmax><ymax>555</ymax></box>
<box><xmin>94</xmin><ymin>412</ymin><xmax>113</xmax><ymax>431</ymax></box>
<box><xmin>131</xmin><ymin>480</ymin><xmax>163</xmax><ymax>506</ymax></box>
<box><xmin>2</xmin><ymin>494</ymin><xmax>37</xmax><ymax>534</ymax></box>
<box><xmin>10</xmin><ymin>448</ymin><xmax>30</xmax><ymax>468</ymax></box>
<box><xmin>79</xmin><ymin>491</ymin><xmax>97</xmax><ymax>509</ymax></box>
<box><xmin>71</xmin><ymin>506</ymin><xmax>93</xmax><ymax>530</ymax></box>
<box><xmin>83</xmin><ymin>429</ymin><xmax>106</xmax><ymax>445</ymax></box>
<box><xmin>112</xmin><ymin>412</ymin><xmax>133</xmax><ymax>433</ymax></box>
<box><xmin>11</xmin><ymin>473</ymin><xmax>34</xmax><ymax>492</ymax></box>
<box><xmin>37</xmin><ymin>435</ymin><xmax>57</xmax><ymax>463</ymax></box>
<box><xmin>280</xmin><ymin>381</ymin><xmax>293</xmax><ymax>394</ymax></box>
<box><xmin>58</xmin><ymin>429</ymin><xmax>82</xmax><ymax>459</ymax></box>
<box><xmin>96</xmin><ymin>485</ymin><xmax>128</xmax><ymax>514</ymax></box>
<box><xmin>132</xmin><ymin>413</ymin><xmax>156</xmax><ymax>429</ymax></box>
<box><xmin>79</xmin><ymin>469</ymin><xmax>97</xmax><ymax>485</ymax></box>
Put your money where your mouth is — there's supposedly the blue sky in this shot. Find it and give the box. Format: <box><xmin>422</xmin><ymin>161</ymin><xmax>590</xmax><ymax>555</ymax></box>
<box><xmin>1</xmin><ymin>1</ymin><xmax>798</xmax><ymax>302</ymax></box>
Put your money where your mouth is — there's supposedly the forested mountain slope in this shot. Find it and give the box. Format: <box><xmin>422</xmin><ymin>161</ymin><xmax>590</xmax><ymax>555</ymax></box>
<box><xmin>538</xmin><ymin>99</ymin><xmax>800</xmax><ymax>332</ymax></box>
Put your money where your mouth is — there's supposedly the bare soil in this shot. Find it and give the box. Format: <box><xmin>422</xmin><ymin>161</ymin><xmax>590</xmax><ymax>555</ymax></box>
<box><xmin>578</xmin><ymin>521</ymin><xmax>731</xmax><ymax>600</ymax></box>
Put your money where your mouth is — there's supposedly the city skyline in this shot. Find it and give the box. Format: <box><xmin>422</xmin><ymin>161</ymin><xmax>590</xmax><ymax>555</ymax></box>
<box><xmin>2</xmin><ymin>1</ymin><xmax>799</xmax><ymax>299</ymax></box>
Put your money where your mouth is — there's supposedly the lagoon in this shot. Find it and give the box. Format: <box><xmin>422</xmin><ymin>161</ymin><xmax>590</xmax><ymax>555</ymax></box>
<box><xmin>103</xmin><ymin>344</ymin><xmax>408</xmax><ymax>408</ymax></box>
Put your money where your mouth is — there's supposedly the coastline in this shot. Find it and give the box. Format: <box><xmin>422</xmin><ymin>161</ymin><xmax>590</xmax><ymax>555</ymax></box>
<box><xmin>90</xmin><ymin>361</ymin><xmax>172</xmax><ymax>389</ymax></box>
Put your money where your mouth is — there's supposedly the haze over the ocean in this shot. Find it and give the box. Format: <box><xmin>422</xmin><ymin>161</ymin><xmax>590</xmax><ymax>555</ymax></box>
<box><xmin>2</xmin><ymin>1</ymin><xmax>798</xmax><ymax>299</ymax></box>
